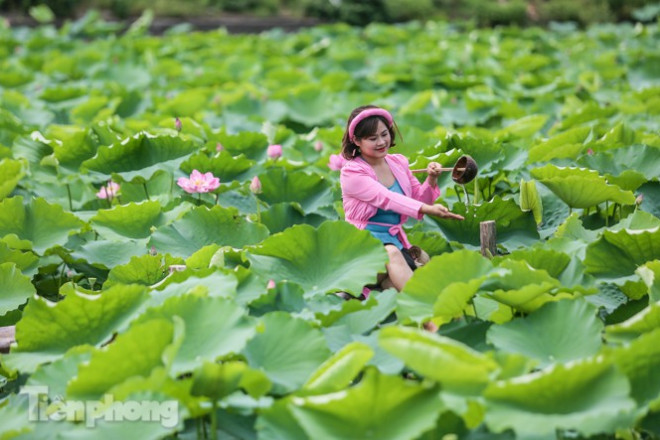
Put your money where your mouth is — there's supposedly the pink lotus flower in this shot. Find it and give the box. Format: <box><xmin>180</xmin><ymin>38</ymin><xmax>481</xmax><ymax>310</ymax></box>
<box><xmin>96</xmin><ymin>181</ymin><xmax>120</xmax><ymax>199</ymax></box>
<box><xmin>250</xmin><ymin>176</ymin><xmax>262</xmax><ymax>194</ymax></box>
<box><xmin>267</xmin><ymin>144</ymin><xmax>282</xmax><ymax>159</ymax></box>
<box><xmin>216</xmin><ymin>143</ymin><xmax>224</xmax><ymax>152</ymax></box>
<box><xmin>314</xmin><ymin>141</ymin><xmax>323</xmax><ymax>152</ymax></box>
<box><xmin>328</xmin><ymin>154</ymin><xmax>347</xmax><ymax>171</ymax></box>
<box><xmin>267</xmin><ymin>279</ymin><xmax>276</xmax><ymax>289</ymax></box>
<box><xmin>175</xmin><ymin>117</ymin><xmax>182</xmax><ymax>132</ymax></box>
<box><xmin>177</xmin><ymin>170</ymin><xmax>220</xmax><ymax>194</ymax></box>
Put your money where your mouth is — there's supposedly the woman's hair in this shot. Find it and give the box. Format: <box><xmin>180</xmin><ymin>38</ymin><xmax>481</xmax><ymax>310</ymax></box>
<box><xmin>340</xmin><ymin>105</ymin><xmax>399</xmax><ymax>160</ymax></box>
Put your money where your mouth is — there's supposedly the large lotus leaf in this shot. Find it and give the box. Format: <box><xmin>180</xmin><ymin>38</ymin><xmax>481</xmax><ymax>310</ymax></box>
<box><xmin>283</xmin><ymin>86</ymin><xmax>338</xmax><ymax>128</ymax></box>
<box><xmin>0</xmin><ymin>241</ymin><xmax>39</xmax><ymax>274</ymax></box>
<box><xmin>302</xmin><ymin>341</ymin><xmax>374</xmax><ymax>394</ymax></box>
<box><xmin>46</xmin><ymin>125</ymin><xmax>99</xmax><ymax>170</ymax></box>
<box><xmin>5</xmin><ymin>284</ymin><xmax>150</xmax><ymax>373</ymax></box>
<box><xmin>531</xmin><ymin>164</ymin><xmax>636</xmax><ymax>209</ymax></box>
<box><xmin>495</xmin><ymin>114</ymin><xmax>549</xmax><ymax>140</ymax></box>
<box><xmin>0</xmin><ymin>262</ymin><xmax>35</xmax><ymax>315</ymax></box>
<box><xmin>320</xmin><ymin>288</ymin><xmax>398</xmax><ymax>333</ymax></box>
<box><xmin>260</xmin><ymin>202</ymin><xmax>329</xmax><ymax>235</ymax></box>
<box><xmin>256</xmin><ymin>398</ymin><xmax>309</xmax><ymax>440</ymax></box>
<box><xmin>638</xmin><ymin>260</ymin><xmax>660</xmax><ymax>302</ymax></box>
<box><xmin>493</xmin><ymin>248</ymin><xmax>571</xmax><ymax>279</ymax></box>
<box><xmin>66</xmin><ymin>319</ymin><xmax>178</xmax><ymax>400</ymax></box>
<box><xmin>243</xmin><ymin>312</ymin><xmax>332</xmax><ymax>394</ymax></box>
<box><xmin>246</xmin><ymin>221</ymin><xmax>387</xmax><ymax>298</ymax></box>
<box><xmin>584</xmin><ymin>227</ymin><xmax>660</xmax><ymax>279</ymax></box>
<box><xmin>379</xmin><ymin>326</ymin><xmax>499</xmax><ymax>395</ymax></box>
<box><xmin>486</xmin><ymin>299</ymin><xmax>602</xmax><ymax>368</ymax></box>
<box><xmin>0</xmin><ymin>158</ymin><xmax>26</xmax><ymax>200</ymax></box>
<box><xmin>0</xmin><ymin>196</ymin><xmax>84</xmax><ymax>254</ymax></box>
<box><xmin>431</xmin><ymin>197</ymin><xmax>539</xmax><ymax>250</ymax></box>
<box><xmin>527</xmin><ymin>125</ymin><xmax>592</xmax><ymax>162</ymax></box>
<box><xmin>134</xmin><ymin>295</ymin><xmax>255</xmax><ymax>375</ymax></box>
<box><xmin>481</xmin><ymin>259</ymin><xmax>569</xmax><ymax>313</ymax></box>
<box><xmin>258</xmin><ymin>167</ymin><xmax>334</xmax><ymax>214</ymax></box>
<box><xmin>611</xmin><ymin>328</ymin><xmax>660</xmax><ymax>407</ymax></box>
<box><xmin>104</xmin><ymin>254</ymin><xmax>178</xmax><ymax>288</ymax></box>
<box><xmin>26</xmin><ymin>346</ymin><xmax>93</xmax><ymax>398</ymax></box>
<box><xmin>397</xmin><ymin>249</ymin><xmax>493</xmax><ymax>324</ymax></box>
<box><xmin>578</xmin><ymin>144</ymin><xmax>660</xmax><ymax>189</ymax></box>
<box><xmin>67</xmin><ymin>239</ymin><xmax>149</xmax><ymax>269</ymax></box>
<box><xmin>148</xmin><ymin>269</ymin><xmax>239</xmax><ymax>308</ymax></box>
<box><xmin>158</xmin><ymin>88</ymin><xmax>209</xmax><ymax>117</ymax></box>
<box><xmin>148</xmin><ymin>205</ymin><xmax>269</xmax><ymax>257</ymax></box>
<box><xmin>81</xmin><ymin>132</ymin><xmax>199</xmax><ymax>183</ymax></box>
<box><xmin>606</xmin><ymin>301</ymin><xmax>660</xmax><ymax>343</ymax></box>
<box><xmin>483</xmin><ymin>357</ymin><xmax>637</xmax><ymax>439</ymax></box>
<box><xmin>215</xmin><ymin>131</ymin><xmax>269</xmax><ymax>161</ymax></box>
<box><xmin>181</xmin><ymin>151</ymin><xmax>255</xmax><ymax>182</ymax></box>
<box><xmin>91</xmin><ymin>200</ymin><xmax>164</xmax><ymax>240</ymax></box>
<box><xmin>290</xmin><ymin>368</ymin><xmax>443</xmax><ymax>440</ymax></box>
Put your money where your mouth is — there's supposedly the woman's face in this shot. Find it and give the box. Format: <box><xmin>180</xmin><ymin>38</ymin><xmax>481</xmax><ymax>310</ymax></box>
<box><xmin>355</xmin><ymin>120</ymin><xmax>391</xmax><ymax>161</ymax></box>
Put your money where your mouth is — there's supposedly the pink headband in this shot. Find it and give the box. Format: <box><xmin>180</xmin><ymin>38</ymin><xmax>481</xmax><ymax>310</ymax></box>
<box><xmin>348</xmin><ymin>108</ymin><xmax>393</xmax><ymax>141</ymax></box>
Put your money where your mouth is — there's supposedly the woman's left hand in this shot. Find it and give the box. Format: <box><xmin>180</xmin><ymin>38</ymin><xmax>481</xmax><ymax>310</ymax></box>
<box><xmin>426</xmin><ymin>162</ymin><xmax>443</xmax><ymax>178</ymax></box>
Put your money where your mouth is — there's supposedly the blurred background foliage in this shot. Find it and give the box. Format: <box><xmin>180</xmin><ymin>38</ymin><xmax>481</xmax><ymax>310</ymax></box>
<box><xmin>0</xmin><ymin>0</ymin><xmax>659</xmax><ymax>27</ymax></box>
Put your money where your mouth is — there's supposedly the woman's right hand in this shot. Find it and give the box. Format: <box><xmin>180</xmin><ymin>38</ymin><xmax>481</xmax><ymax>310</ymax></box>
<box><xmin>420</xmin><ymin>203</ymin><xmax>465</xmax><ymax>220</ymax></box>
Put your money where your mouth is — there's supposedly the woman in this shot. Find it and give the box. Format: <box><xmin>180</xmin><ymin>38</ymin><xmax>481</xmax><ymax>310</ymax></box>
<box><xmin>339</xmin><ymin>105</ymin><xmax>464</xmax><ymax>292</ymax></box>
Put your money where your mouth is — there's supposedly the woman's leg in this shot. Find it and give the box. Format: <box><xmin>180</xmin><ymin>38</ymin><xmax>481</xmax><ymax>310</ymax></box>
<box><xmin>384</xmin><ymin>245</ymin><xmax>414</xmax><ymax>291</ymax></box>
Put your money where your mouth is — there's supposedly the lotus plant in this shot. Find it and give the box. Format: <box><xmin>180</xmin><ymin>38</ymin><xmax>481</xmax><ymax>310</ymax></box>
<box><xmin>96</xmin><ymin>180</ymin><xmax>120</xmax><ymax>207</ymax></box>
<box><xmin>177</xmin><ymin>170</ymin><xmax>220</xmax><ymax>205</ymax></box>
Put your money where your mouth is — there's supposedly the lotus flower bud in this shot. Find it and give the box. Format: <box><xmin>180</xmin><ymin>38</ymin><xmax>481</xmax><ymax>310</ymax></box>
<box><xmin>250</xmin><ymin>176</ymin><xmax>262</xmax><ymax>194</ymax></box>
<box><xmin>175</xmin><ymin>117</ymin><xmax>182</xmax><ymax>132</ymax></box>
<box><xmin>267</xmin><ymin>144</ymin><xmax>282</xmax><ymax>159</ymax></box>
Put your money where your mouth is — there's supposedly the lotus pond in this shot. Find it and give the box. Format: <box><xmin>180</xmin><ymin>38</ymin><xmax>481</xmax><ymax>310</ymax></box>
<box><xmin>0</xmin><ymin>12</ymin><xmax>660</xmax><ymax>440</ymax></box>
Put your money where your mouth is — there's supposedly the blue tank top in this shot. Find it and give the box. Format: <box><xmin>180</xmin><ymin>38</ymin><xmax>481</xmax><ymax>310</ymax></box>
<box><xmin>365</xmin><ymin>179</ymin><xmax>404</xmax><ymax>249</ymax></box>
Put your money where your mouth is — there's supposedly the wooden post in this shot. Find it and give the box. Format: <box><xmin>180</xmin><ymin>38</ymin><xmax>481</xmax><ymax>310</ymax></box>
<box><xmin>0</xmin><ymin>325</ymin><xmax>16</xmax><ymax>353</ymax></box>
<box><xmin>480</xmin><ymin>220</ymin><xmax>497</xmax><ymax>258</ymax></box>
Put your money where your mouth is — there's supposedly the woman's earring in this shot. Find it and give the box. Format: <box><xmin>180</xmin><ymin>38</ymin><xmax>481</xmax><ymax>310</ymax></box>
<box><xmin>352</xmin><ymin>148</ymin><xmax>359</xmax><ymax>157</ymax></box>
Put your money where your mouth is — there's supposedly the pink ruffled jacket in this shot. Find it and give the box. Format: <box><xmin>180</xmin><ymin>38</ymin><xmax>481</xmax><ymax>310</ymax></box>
<box><xmin>340</xmin><ymin>154</ymin><xmax>441</xmax><ymax>249</ymax></box>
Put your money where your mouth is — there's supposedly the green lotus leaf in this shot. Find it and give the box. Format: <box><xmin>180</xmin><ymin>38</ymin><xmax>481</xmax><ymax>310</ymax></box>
<box><xmin>68</xmin><ymin>239</ymin><xmax>149</xmax><ymax>269</ymax></box>
<box><xmin>321</xmin><ymin>289</ymin><xmax>397</xmax><ymax>334</ymax></box>
<box><xmin>46</xmin><ymin>125</ymin><xmax>99</xmax><ymax>170</ymax></box>
<box><xmin>302</xmin><ymin>342</ymin><xmax>374</xmax><ymax>394</ymax></box>
<box><xmin>495</xmin><ymin>114</ymin><xmax>549</xmax><ymax>139</ymax></box>
<box><xmin>528</xmin><ymin>125</ymin><xmax>592</xmax><ymax>162</ymax></box>
<box><xmin>487</xmin><ymin>299</ymin><xmax>602</xmax><ymax>368</ymax></box>
<box><xmin>91</xmin><ymin>200</ymin><xmax>164</xmax><ymax>240</ymax></box>
<box><xmin>0</xmin><ymin>196</ymin><xmax>84</xmax><ymax>254</ymax></box>
<box><xmin>256</xmin><ymin>398</ymin><xmax>309</xmax><ymax>440</ymax></box>
<box><xmin>181</xmin><ymin>150</ymin><xmax>255</xmax><ymax>182</ymax></box>
<box><xmin>482</xmin><ymin>259</ymin><xmax>569</xmax><ymax>313</ymax></box>
<box><xmin>606</xmin><ymin>301</ymin><xmax>660</xmax><ymax>343</ymax></box>
<box><xmin>26</xmin><ymin>346</ymin><xmax>93</xmax><ymax>398</ymax></box>
<box><xmin>81</xmin><ymin>132</ymin><xmax>199</xmax><ymax>183</ymax></box>
<box><xmin>133</xmin><ymin>295</ymin><xmax>255</xmax><ymax>375</ymax></box>
<box><xmin>431</xmin><ymin>197</ymin><xmax>539</xmax><ymax>250</ymax></box>
<box><xmin>104</xmin><ymin>254</ymin><xmax>179</xmax><ymax>289</ymax></box>
<box><xmin>0</xmin><ymin>262</ymin><xmax>35</xmax><ymax>316</ymax></box>
<box><xmin>397</xmin><ymin>249</ymin><xmax>493</xmax><ymax>324</ymax></box>
<box><xmin>484</xmin><ymin>357</ymin><xmax>637</xmax><ymax>439</ymax></box>
<box><xmin>260</xmin><ymin>202</ymin><xmax>329</xmax><ymax>235</ymax></box>
<box><xmin>149</xmin><ymin>205</ymin><xmax>269</xmax><ymax>258</ymax></box>
<box><xmin>6</xmin><ymin>284</ymin><xmax>150</xmax><ymax>373</ymax></box>
<box><xmin>584</xmin><ymin>227</ymin><xmax>660</xmax><ymax>279</ymax></box>
<box><xmin>611</xmin><ymin>327</ymin><xmax>660</xmax><ymax>407</ymax></box>
<box><xmin>0</xmin><ymin>394</ymin><xmax>40</xmax><ymax>439</ymax></box>
<box><xmin>258</xmin><ymin>168</ymin><xmax>334</xmax><ymax>214</ymax></box>
<box><xmin>638</xmin><ymin>260</ymin><xmax>660</xmax><ymax>302</ymax></box>
<box><xmin>0</xmin><ymin>158</ymin><xmax>26</xmax><ymax>200</ymax></box>
<box><xmin>494</xmin><ymin>248</ymin><xmax>571</xmax><ymax>279</ymax></box>
<box><xmin>243</xmin><ymin>312</ymin><xmax>332</xmax><ymax>394</ymax></box>
<box><xmin>578</xmin><ymin>144</ymin><xmax>660</xmax><ymax>190</ymax></box>
<box><xmin>67</xmin><ymin>318</ymin><xmax>179</xmax><ymax>400</ymax></box>
<box><xmin>531</xmin><ymin>164</ymin><xmax>636</xmax><ymax>209</ymax></box>
<box><xmin>148</xmin><ymin>269</ymin><xmax>238</xmax><ymax>308</ymax></box>
<box><xmin>379</xmin><ymin>326</ymin><xmax>499</xmax><ymax>395</ymax></box>
<box><xmin>290</xmin><ymin>368</ymin><xmax>443</xmax><ymax>440</ymax></box>
<box><xmin>0</xmin><ymin>241</ymin><xmax>39</xmax><ymax>273</ymax></box>
<box><xmin>612</xmin><ymin>209</ymin><xmax>660</xmax><ymax>231</ymax></box>
<box><xmin>283</xmin><ymin>86</ymin><xmax>338</xmax><ymax>128</ymax></box>
<box><xmin>39</xmin><ymin>85</ymin><xmax>87</xmax><ymax>102</ymax></box>
<box><xmin>246</xmin><ymin>221</ymin><xmax>387</xmax><ymax>298</ymax></box>
<box><xmin>191</xmin><ymin>360</ymin><xmax>249</xmax><ymax>400</ymax></box>
<box><xmin>519</xmin><ymin>178</ymin><xmax>543</xmax><ymax>225</ymax></box>
<box><xmin>215</xmin><ymin>131</ymin><xmax>269</xmax><ymax>161</ymax></box>
<box><xmin>158</xmin><ymin>88</ymin><xmax>209</xmax><ymax>117</ymax></box>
